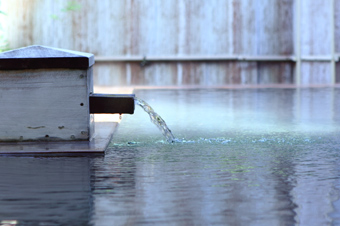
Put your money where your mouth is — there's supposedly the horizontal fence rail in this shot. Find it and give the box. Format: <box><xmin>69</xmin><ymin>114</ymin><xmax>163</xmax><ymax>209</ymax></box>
<box><xmin>95</xmin><ymin>55</ymin><xmax>340</xmax><ymax>62</ymax></box>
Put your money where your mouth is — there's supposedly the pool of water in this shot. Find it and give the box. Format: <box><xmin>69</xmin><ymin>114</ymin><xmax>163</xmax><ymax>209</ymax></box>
<box><xmin>1</xmin><ymin>88</ymin><xmax>340</xmax><ymax>225</ymax></box>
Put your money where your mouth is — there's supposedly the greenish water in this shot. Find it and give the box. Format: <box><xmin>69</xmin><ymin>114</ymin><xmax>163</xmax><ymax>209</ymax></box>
<box><xmin>98</xmin><ymin>88</ymin><xmax>340</xmax><ymax>225</ymax></box>
<box><xmin>1</xmin><ymin>88</ymin><xmax>340</xmax><ymax>225</ymax></box>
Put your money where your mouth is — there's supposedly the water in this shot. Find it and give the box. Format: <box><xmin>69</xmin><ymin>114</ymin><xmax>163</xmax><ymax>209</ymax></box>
<box><xmin>1</xmin><ymin>88</ymin><xmax>340</xmax><ymax>225</ymax></box>
<box><xmin>101</xmin><ymin>88</ymin><xmax>340</xmax><ymax>225</ymax></box>
<box><xmin>134</xmin><ymin>97</ymin><xmax>176</xmax><ymax>143</ymax></box>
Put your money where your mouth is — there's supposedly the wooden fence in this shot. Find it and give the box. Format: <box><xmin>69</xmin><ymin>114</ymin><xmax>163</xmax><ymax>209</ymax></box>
<box><xmin>1</xmin><ymin>0</ymin><xmax>340</xmax><ymax>86</ymax></box>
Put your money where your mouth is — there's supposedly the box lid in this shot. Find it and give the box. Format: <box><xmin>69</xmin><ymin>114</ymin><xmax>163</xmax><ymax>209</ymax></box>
<box><xmin>0</xmin><ymin>45</ymin><xmax>94</xmax><ymax>70</ymax></box>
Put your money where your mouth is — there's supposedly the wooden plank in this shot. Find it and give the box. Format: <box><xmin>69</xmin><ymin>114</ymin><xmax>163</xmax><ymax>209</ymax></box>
<box><xmin>0</xmin><ymin>45</ymin><xmax>94</xmax><ymax>69</ymax></box>
<box><xmin>300</xmin><ymin>62</ymin><xmax>332</xmax><ymax>84</ymax></box>
<box><xmin>335</xmin><ymin>62</ymin><xmax>340</xmax><ymax>83</ymax></box>
<box><xmin>94</xmin><ymin>55</ymin><xmax>293</xmax><ymax>62</ymax></box>
<box><xmin>335</xmin><ymin>0</ymin><xmax>340</xmax><ymax>54</ymax></box>
<box><xmin>93</xmin><ymin>62</ymin><xmax>128</xmax><ymax>86</ymax></box>
<box><xmin>256</xmin><ymin>0</ymin><xmax>294</xmax><ymax>55</ymax></box>
<box><xmin>300</xmin><ymin>0</ymin><xmax>332</xmax><ymax>56</ymax></box>
<box><xmin>331</xmin><ymin>0</ymin><xmax>336</xmax><ymax>84</ymax></box>
<box><xmin>93</xmin><ymin>62</ymin><xmax>295</xmax><ymax>86</ymax></box>
<box><xmin>129</xmin><ymin>62</ymin><xmax>178</xmax><ymax>85</ymax></box>
<box><xmin>0</xmin><ymin>0</ymin><xmax>35</xmax><ymax>48</ymax></box>
<box><xmin>0</xmin><ymin>121</ymin><xmax>117</xmax><ymax>155</ymax></box>
<box><xmin>295</xmin><ymin>0</ymin><xmax>302</xmax><ymax>85</ymax></box>
<box><xmin>298</xmin><ymin>0</ymin><xmax>334</xmax><ymax>84</ymax></box>
<box><xmin>183</xmin><ymin>0</ymin><xmax>231</xmax><ymax>55</ymax></box>
<box><xmin>257</xmin><ymin>62</ymin><xmax>294</xmax><ymax>84</ymax></box>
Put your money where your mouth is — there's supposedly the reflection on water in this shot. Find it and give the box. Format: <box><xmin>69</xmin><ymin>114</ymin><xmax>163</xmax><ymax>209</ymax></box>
<box><xmin>1</xmin><ymin>88</ymin><xmax>340</xmax><ymax>225</ymax></box>
<box><xmin>97</xmin><ymin>88</ymin><xmax>340</xmax><ymax>225</ymax></box>
<box><xmin>0</xmin><ymin>157</ymin><xmax>92</xmax><ymax>226</ymax></box>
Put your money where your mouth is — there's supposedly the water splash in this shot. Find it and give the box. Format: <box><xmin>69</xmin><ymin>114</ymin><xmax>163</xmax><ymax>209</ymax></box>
<box><xmin>134</xmin><ymin>97</ymin><xmax>176</xmax><ymax>143</ymax></box>
<box><xmin>113</xmin><ymin>135</ymin><xmax>325</xmax><ymax>147</ymax></box>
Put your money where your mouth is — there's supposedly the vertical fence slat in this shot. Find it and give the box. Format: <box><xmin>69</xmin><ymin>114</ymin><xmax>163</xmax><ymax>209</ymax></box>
<box><xmin>299</xmin><ymin>0</ymin><xmax>334</xmax><ymax>84</ymax></box>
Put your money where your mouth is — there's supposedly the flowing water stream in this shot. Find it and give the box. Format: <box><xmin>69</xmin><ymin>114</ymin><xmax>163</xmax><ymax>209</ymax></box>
<box><xmin>134</xmin><ymin>97</ymin><xmax>176</xmax><ymax>143</ymax></box>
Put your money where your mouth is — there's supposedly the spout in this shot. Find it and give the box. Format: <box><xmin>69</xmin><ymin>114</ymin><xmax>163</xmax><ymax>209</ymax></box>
<box><xmin>89</xmin><ymin>94</ymin><xmax>135</xmax><ymax>114</ymax></box>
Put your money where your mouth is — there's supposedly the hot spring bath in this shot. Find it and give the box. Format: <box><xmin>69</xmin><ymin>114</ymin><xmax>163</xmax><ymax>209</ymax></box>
<box><xmin>100</xmin><ymin>87</ymin><xmax>340</xmax><ymax>225</ymax></box>
<box><xmin>1</xmin><ymin>87</ymin><xmax>340</xmax><ymax>225</ymax></box>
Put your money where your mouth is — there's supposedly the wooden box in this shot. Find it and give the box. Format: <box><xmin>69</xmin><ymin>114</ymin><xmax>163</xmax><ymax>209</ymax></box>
<box><xmin>0</xmin><ymin>45</ymin><xmax>94</xmax><ymax>142</ymax></box>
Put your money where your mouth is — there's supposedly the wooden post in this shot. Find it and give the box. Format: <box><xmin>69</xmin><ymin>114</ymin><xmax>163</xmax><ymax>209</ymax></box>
<box><xmin>295</xmin><ymin>0</ymin><xmax>301</xmax><ymax>85</ymax></box>
<box><xmin>330</xmin><ymin>0</ymin><xmax>336</xmax><ymax>84</ymax></box>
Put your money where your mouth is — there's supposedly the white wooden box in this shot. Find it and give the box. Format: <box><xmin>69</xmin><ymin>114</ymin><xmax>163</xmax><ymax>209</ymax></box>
<box><xmin>0</xmin><ymin>45</ymin><xmax>94</xmax><ymax>142</ymax></box>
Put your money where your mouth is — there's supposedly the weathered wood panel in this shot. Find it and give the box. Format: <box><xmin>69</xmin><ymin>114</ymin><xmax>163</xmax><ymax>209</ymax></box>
<box><xmin>180</xmin><ymin>62</ymin><xmax>258</xmax><ymax>85</ymax></box>
<box><xmin>335</xmin><ymin>0</ymin><xmax>340</xmax><ymax>54</ymax></box>
<box><xmin>1</xmin><ymin>0</ymin><xmax>35</xmax><ymax>48</ymax></box>
<box><xmin>335</xmin><ymin>62</ymin><xmax>340</xmax><ymax>83</ymax></box>
<box><xmin>1</xmin><ymin>0</ymin><xmax>338</xmax><ymax>86</ymax></box>
<box><xmin>257</xmin><ymin>62</ymin><xmax>295</xmax><ymax>84</ymax></box>
<box><xmin>129</xmin><ymin>62</ymin><xmax>178</xmax><ymax>85</ymax></box>
<box><xmin>300</xmin><ymin>62</ymin><xmax>332</xmax><ymax>84</ymax></box>
<box><xmin>253</xmin><ymin>0</ymin><xmax>294</xmax><ymax>55</ymax></box>
<box><xmin>94</xmin><ymin>62</ymin><xmax>128</xmax><ymax>86</ymax></box>
<box><xmin>296</xmin><ymin>0</ymin><xmax>335</xmax><ymax>84</ymax></box>
<box><xmin>94</xmin><ymin>62</ymin><xmax>294</xmax><ymax>86</ymax></box>
<box><xmin>0</xmin><ymin>69</ymin><xmax>90</xmax><ymax>141</ymax></box>
<box><xmin>1</xmin><ymin>0</ymin><xmax>294</xmax><ymax>56</ymax></box>
<box><xmin>300</xmin><ymin>0</ymin><xmax>332</xmax><ymax>55</ymax></box>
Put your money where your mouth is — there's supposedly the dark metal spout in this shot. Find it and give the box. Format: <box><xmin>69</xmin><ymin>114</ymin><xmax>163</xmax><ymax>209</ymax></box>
<box><xmin>89</xmin><ymin>94</ymin><xmax>135</xmax><ymax>114</ymax></box>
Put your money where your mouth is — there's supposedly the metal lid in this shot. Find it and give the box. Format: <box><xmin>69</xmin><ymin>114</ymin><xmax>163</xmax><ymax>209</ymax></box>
<box><xmin>0</xmin><ymin>45</ymin><xmax>94</xmax><ymax>70</ymax></box>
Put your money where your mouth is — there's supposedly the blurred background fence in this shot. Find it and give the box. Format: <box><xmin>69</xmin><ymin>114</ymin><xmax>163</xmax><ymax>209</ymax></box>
<box><xmin>1</xmin><ymin>0</ymin><xmax>340</xmax><ymax>87</ymax></box>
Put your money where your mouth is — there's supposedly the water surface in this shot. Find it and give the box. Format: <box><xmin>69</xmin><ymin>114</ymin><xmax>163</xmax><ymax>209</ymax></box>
<box><xmin>98</xmin><ymin>88</ymin><xmax>340</xmax><ymax>225</ymax></box>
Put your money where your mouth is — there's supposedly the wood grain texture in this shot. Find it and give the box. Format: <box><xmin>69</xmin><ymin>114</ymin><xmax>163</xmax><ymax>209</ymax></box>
<box><xmin>0</xmin><ymin>121</ymin><xmax>117</xmax><ymax>154</ymax></box>
<box><xmin>335</xmin><ymin>0</ymin><xmax>340</xmax><ymax>54</ymax></box>
<box><xmin>299</xmin><ymin>0</ymin><xmax>332</xmax><ymax>56</ymax></box>
<box><xmin>296</xmin><ymin>0</ymin><xmax>334</xmax><ymax>84</ymax></box>
<box><xmin>0</xmin><ymin>69</ymin><xmax>91</xmax><ymax>142</ymax></box>
<box><xmin>1</xmin><ymin>0</ymin><xmax>338</xmax><ymax>85</ymax></box>
<box><xmin>2</xmin><ymin>1</ymin><xmax>294</xmax><ymax>55</ymax></box>
<box><xmin>93</xmin><ymin>62</ymin><xmax>294</xmax><ymax>86</ymax></box>
<box><xmin>300</xmin><ymin>62</ymin><xmax>332</xmax><ymax>84</ymax></box>
<box><xmin>336</xmin><ymin>62</ymin><xmax>340</xmax><ymax>83</ymax></box>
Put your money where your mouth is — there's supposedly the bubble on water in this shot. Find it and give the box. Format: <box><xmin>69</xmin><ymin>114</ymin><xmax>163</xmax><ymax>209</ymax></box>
<box><xmin>221</xmin><ymin>140</ymin><xmax>231</xmax><ymax>144</ymax></box>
